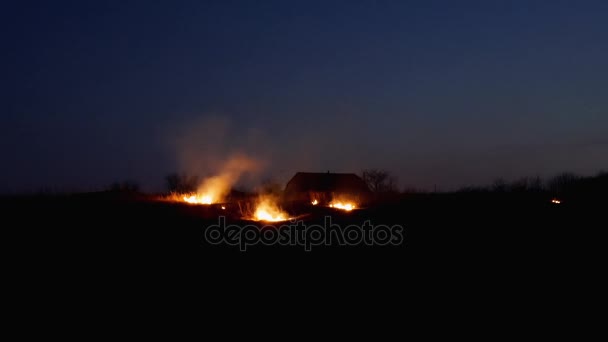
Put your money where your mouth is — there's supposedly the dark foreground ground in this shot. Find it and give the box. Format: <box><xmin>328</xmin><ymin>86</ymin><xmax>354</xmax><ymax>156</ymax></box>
<box><xmin>3</xmin><ymin>190</ymin><xmax>604</xmax><ymax>315</ymax></box>
<box><xmin>4</xmin><ymin>191</ymin><xmax>602</xmax><ymax>261</ymax></box>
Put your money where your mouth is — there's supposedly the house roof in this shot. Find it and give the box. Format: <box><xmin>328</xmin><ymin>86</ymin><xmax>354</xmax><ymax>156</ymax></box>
<box><xmin>285</xmin><ymin>172</ymin><xmax>371</xmax><ymax>194</ymax></box>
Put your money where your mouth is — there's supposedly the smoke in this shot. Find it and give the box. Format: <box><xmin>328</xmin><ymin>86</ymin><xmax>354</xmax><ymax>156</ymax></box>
<box><xmin>167</xmin><ymin>115</ymin><xmax>266</xmax><ymax>198</ymax></box>
<box><xmin>165</xmin><ymin>111</ymin><xmax>387</xmax><ymax>194</ymax></box>
<box><xmin>195</xmin><ymin>154</ymin><xmax>260</xmax><ymax>201</ymax></box>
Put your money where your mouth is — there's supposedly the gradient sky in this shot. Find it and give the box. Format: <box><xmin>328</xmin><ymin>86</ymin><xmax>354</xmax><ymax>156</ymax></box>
<box><xmin>1</xmin><ymin>0</ymin><xmax>607</xmax><ymax>193</ymax></box>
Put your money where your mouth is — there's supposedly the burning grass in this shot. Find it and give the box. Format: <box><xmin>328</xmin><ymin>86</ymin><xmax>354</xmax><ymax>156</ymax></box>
<box><xmin>310</xmin><ymin>197</ymin><xmax>358</xmax><ymax>211</ymax></box>
<box><xmin>163</xmin><ymin>192</ymin><xmax>218</xmax><ymax>205</ymax></box>
<box><xmin>250</xmin><ymin>196</ymin><xmax>291</xmax><ymax>222</ymax></box>
<box><xmin>329</xmin><ymin>201</ymin><xmax>356</xmax><ymax>211</ymax></box>
<box><xmin>165</xmin><ymin>191</ymin><xmax>292</xmax><ymax>222</ymax></box>
<box><xmin>183</xmin><ymin>194</ymin><xmax>214</xmax><ymax>204</ymax></box>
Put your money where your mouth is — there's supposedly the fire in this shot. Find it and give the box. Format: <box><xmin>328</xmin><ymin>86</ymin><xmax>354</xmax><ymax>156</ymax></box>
<box><xmin>551</xmin><ymin>199</ymin><xmax>561</xmax><ymax>204</ymax></box>
<box><xmin>183</xmin><ymin>194</ymin><xmax>214</xmax><ymax>204</ymax></box>
<box><xmin>252</xmin><ymin>197</ymin><xmax>291</xmax><ymax>222</ymax></box>
<box><xmin>311</xmin><ymin>199</ymin><xmax>318</xmax><ymax>205</ymax></box>
<box><xmin>329</xmin><ymin>202</ymin><xmax>356</xmax><ymax>211</ymax></box>
<box><xmin>178</xmin><ymin>155</ymin><xmax>260</xmax><ymax>205</ymax></box>
<box><xmin>179</xmin><ymin>172</ymin><xmax>236</xmax><ymax>205</ymax></box>
<box><xmin>162</xmin><ymin>192</ymin><xmax>214</xmax><ymax>205</ymax></box>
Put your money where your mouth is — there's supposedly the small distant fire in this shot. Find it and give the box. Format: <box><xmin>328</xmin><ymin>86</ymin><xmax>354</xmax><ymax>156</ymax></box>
<box><xmin>252</xmin><ymin>197</ymin><xmax>291</xmax><ymax>222</ymax></box>
<box><xmin>329</xmin><ymin>201</ymin><xmax>356</xmax><ymax>211</ymax></box>
<box><xmin>311</xmin><ymin>199</ymin><xmax>318</xmax><ymax>205</ymax></box>
<box><xmin>551</xmin><ymin>198</ymin><xmax>561</xmax><ymax>204</ymax></box>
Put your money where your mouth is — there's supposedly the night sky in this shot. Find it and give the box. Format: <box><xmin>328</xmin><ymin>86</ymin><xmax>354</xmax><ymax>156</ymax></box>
<box><xmin>2</xmin><ymin>0</ymin><xmax>607</xmax><ymax>193</ymax></box>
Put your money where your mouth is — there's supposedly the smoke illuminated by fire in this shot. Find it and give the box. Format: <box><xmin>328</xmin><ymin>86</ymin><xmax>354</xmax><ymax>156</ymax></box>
<box><xmin>252</xmin><ymin>197</ymin><xmax>291</xmax><ymax>222</ymax></box>
<box><xmin>168</xmin><ymin>116</ymin><xmax>267</xmax><ymax>205</ymax></box>
<box><xmin>198</xmin><ymin>155</ymin><xmax>258</xmax><ymax>203</ymax></box>
<box><xmin>173</xmin><ymin>154</ymin><xmax>259</xmax><ymax>205</ymax></box>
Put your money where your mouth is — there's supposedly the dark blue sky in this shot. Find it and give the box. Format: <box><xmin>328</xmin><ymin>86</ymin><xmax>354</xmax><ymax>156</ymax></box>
<box><xmin>1</xmin><ymin>0</ymin><xmax>607</xmax><ymax>192</ymax></box>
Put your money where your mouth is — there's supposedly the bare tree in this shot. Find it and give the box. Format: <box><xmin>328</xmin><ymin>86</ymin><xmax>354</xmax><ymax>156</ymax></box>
<box><xmin>547</xmin><ymin>172</ymin><xmax>580</xmax><ymax>195</ymax></box>
<box><xmin>165</xmin><ymin>173</ymin><xmax>199</xmax><ymax>193</ymax></box>
<box><xmin>361</xmin><ymin>169</ymin><xmax>398</xmax><ymax>193</ymax></box>
<box><xmin>492</xmin><ymin>178</ymin><xmax>507</xmax><ymax>192</ymax></box>
<box><xmin>510</xmin><ymin>176</ymin><xmax>544</xmax><ymax>192</ymax></box>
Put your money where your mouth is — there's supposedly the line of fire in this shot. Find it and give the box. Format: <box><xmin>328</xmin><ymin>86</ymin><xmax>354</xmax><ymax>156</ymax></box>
<box><xmin>162</xmin><ymin>172</ymin><xmax>372</xmax><ymax>222</ymax></box>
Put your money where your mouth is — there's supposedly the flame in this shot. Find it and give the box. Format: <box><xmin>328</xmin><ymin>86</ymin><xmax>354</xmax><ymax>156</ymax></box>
<box><xmin>329</xmin><ymin>202</ymin><xmax>356</xmax><ymax>211</ymax></box>
<box><xmin>311</xmin><ymin>199</ymin><xmax>318</xmax><ymax>205</ymax></box>
<box><xmin>183</xmin><ymin>194</ymin><xmax>214</xmax><ymax>204</ymax></box>
<box><xmin>551</xmin><ymin>199</ymin><xmax>561</xmax><ymax>204</ymax></box>
<box><xmin>252</xmin><ymin>197</ymin><xmax>290</xmax><ymax>222</ymax></box>
<box><xmin>179</xmin><ymin>154</ymin><xmax>260</xmax><ymax>205</ymax></box>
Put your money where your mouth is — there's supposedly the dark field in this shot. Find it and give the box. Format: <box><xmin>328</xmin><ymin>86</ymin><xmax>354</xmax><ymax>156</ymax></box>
<box><xmin>4</xmin><ymin>187</ymin><xmax>604</xmax><ymax>316</ymax></box>
<box><xmin>5</xmin><ymin>189</ymin><xmax>601</xmax><ymax>264</ymax></box>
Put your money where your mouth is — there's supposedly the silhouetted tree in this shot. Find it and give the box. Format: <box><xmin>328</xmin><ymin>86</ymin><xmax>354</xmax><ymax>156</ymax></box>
<box><xmin>165</xmin><ymin>173</ymin><xmax>199</xmax><ymax>193</ymax></box>
<box><xmin>527</xmin><ymin>176</ymin><xmax>544</xmax><ymax>192</ymax></box>
<box><xmin>492</xmin><ymin>178</ymin><xmax>507</xmax><ymax>192</ymax></box>
<box><xmin>509</xmin><ymin>176</ymin><xmax>544</xmax><ymax>193</ymax></box>
<box><xmin>362</xmin><ymin>169</ymin><xmax>398</xmax><ymax>193</ymax></box>
<box><xmin>547</xmin><ymin>172</ymin><xmax>580</xmax><ymax>195</ymax></box>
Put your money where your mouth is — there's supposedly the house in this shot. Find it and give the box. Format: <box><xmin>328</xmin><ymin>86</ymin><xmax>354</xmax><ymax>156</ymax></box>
<box><xmin>284</xmin><ymin>172</ymin><xmax>371</xmax><ymax>205</ymax></box>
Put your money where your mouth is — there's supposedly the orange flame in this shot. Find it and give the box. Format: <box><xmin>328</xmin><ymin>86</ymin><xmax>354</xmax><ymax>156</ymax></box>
<box><xmin>180</xmin><ymin>155</ymin><xmax>260</xmax><ymax>205</ymax></box>
<box><xmin>329</xmin><ymin>201</ymin><xmax>356</xmax><ymax>211</ymax></box>
<box><xmin>252</xmin><ymin>197</ymin><xmax>291</xmax><ymax>222</ymax></box>
<box><xmin>311</xmin><ymin>199</ymin><xmax>318</xmax><ymax>205</ymax></box>
<box><xmin>183</xmin><ymin>194</ymin><xmax>214</xmax><ymax>204</ymax></box>
<box><xmin>551</xmin><ymin>199</ymin><xmax>561</xmax><ymax>204</ymax></box>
